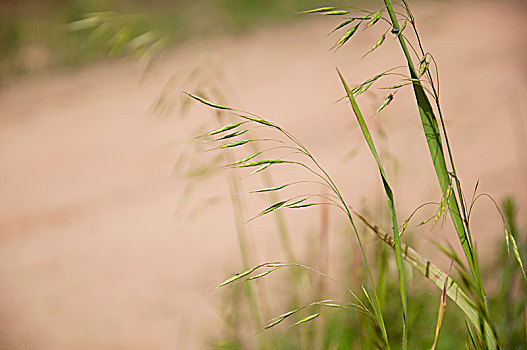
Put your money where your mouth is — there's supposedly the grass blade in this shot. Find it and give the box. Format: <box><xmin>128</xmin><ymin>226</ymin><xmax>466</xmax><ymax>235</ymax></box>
<box><xmin>353</xmin><ymin>209</ymin><xmax>497</xmax><ymax>349</ymax></box>
<box><xmin>338</xmin><ymin>68</ymin><xmax>408</xmax><ymax>349</ymax></box>
<box><xmin>381</xmin><ymin>4</ymin><xmax>496</xmax><ymax>346</ymax></box>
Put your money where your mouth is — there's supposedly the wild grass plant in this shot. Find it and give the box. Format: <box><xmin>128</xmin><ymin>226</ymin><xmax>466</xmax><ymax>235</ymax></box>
<box><xmin>184</xmin><ymin>1</ymin><xmax>527</xmax><ymax>349</ymax></box>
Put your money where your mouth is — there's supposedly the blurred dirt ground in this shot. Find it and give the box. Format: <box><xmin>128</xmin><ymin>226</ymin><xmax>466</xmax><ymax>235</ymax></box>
<box><xmin>0</xmin><ymin>1</ymin><xmax>526</xmax><ymax>348</ymax></box>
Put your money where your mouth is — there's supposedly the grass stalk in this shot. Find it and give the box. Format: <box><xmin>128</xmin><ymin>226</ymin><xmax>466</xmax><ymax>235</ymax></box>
<box><xmin>218</xmin><ymin>117</ymin><xmax>269</xmax><ymax>349</ymax></box>
<box><xmin>187</xmin><ymin>91</ymin><xmax>392</xmax><ymax>347</ymax></box>
<box><xmin>352</xmin><ymin>210</ymin><xmax>496</xmax><ymax>348</ymax></box>
<box><xmin>381</xmin><ymin>0</ymin><xmax>495</xmax><ymax>346</ymax></box>
<box><xmin>338</xmin><ymin>69</ymin><xmax>408</xmax><ymax>349</ymax></box>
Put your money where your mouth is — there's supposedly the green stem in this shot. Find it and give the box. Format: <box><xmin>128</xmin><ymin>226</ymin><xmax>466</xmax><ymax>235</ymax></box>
<box><xmin>338</xmin><ymin>69</ymin><xmax>408</xmax><ymax>349</ymax></box>
<box><xmin>382</xmin><ymin>0</ymin><xmax>496</xmax><ymax>347</ymax></box>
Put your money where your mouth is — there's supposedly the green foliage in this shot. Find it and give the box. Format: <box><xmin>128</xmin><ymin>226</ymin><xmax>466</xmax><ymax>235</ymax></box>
<box><xmin>179</xmin><ymin>1</ymin><xmax>526</xmax><ymax>349</ymax></box>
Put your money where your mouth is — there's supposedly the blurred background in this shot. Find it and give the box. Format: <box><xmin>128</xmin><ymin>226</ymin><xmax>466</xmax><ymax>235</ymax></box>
<box><xmin>0</xmin><ymin>0</ymin><xmax>526</xmax><ymax>348</ymax></box>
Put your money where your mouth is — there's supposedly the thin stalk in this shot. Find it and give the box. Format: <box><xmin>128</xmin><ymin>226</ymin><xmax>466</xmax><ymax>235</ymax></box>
<box><xmin>211</xmin><ymin>111</ymin><xmax>268</xmax><ymax>348</ymax></box>
<box><xmin>257</xmin><ymin>161</ymin><xmax>311</xmax><ymax>346</ymax></box>
<box><xmin>338</xmin><ymin>69</ymin><xmax>408</xmax><ymax>349</ymax></box>
<box><xmin>188</xmin><ymin>92</ymin><xmax>390</xmax><ymax>347</ymax></box>
<box><xmin>283</xmin><ymin>130</ymin><xmax>390</xmax><ymax>347</ymax></box>
<box><xmin>226</xmin><ymin>176</ymin><xmax>271</xmax><ymax>350</ymax></box>
<box><xmin>352</xmin><ymin>209</ymin><xmax>497</xmax><ymax>348</ymax></box>
<box><xmin>381</xmin><ymin>1</ymin><xmax>494</xmax><ymax>346</ymax></box>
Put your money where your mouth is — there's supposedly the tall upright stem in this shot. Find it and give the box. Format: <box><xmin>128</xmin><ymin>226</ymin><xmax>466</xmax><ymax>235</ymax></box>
<box><xmin>382</xmin><ymin>0</ymin><xmax>495</xmax><ymax>347</ymax></box>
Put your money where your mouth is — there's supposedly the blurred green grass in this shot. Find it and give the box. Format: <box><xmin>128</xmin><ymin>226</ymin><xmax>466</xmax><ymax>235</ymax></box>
<box><xmin>0</xmin><ymin>0</ymin><xmax>350</xmax><ymax>84</ymax></box>
<box><xmin>209</xmin><ymin>197</ymin><xmax>526</xmax><ymax>349</ymax></box>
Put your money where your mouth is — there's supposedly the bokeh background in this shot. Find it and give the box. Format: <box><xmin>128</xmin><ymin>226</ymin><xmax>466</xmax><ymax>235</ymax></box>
<box><xmin>1</xmin><ymin>0</ymin><xmax>526</xmax><ymax>348</ymax></box>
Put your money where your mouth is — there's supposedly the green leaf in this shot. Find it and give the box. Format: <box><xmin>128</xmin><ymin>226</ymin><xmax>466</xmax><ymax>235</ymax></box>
<box><xmin>294</xmin><ymin>313</ymin><xmax>321</xmax><ymax>325</ymax></box>
<box><xmin>354</xmin><ymin>209</ymin><xmax>496</xmax><ymax>348</ymax></box>
<box><xmin>208</xmin><ymin>122</ymin><xmax>245</xmax><ymax>136</ymax></box>
<box><xmin>338</xmin><ymin>69</ymin><xmax>408</xmax><ymax>345</ymax></box>
<box><xmin>334</xmin><ymin>24</ymin><xmax>360</xmax><ymax>49</ymax></box>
